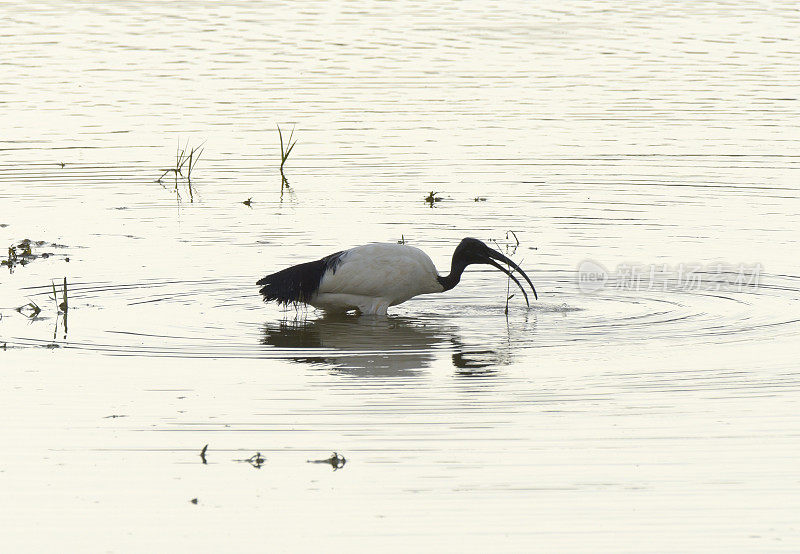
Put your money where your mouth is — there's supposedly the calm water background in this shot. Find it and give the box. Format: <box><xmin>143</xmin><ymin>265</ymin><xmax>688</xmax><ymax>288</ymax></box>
<box><xmin>2</xmin><ymin>1</ymin><xmax>800</xmax><ymax>551</ymax></box>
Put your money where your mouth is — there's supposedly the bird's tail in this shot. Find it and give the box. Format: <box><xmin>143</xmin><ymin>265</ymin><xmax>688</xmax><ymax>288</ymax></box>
<box><xmin>256</xmin><ymin>265</ymin><xmax>313</xmax><ymax>306</ymax></box>
<box><xmin>257</xmin><ymin>251</ymin><xmax>344</xmax><ymax>306</ymax></box>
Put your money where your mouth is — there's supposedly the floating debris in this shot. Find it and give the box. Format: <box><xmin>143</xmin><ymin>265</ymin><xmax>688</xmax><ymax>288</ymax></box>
<box><xmin>235</xmin><ymin>452</ymin><xmax>265</xmax><ymax>468</ymax></box>
<box><xmin>308</xmin><ymin>452</ymin><xmax>346</xmax><ymax>471</ymax></box>
<box><xmin>424</xmin><ymin>191</ymin><xmax>443</xmax><ymax>206</ymax></box>
<box><xmin>16</xmin><ymin>300</ymin><xmax>41</xmax><ymax>319</ymax></box>
<box><xmin>2</xmin><ymin>239</ymin><xmax>68</xmax><ymax>271</ymax></box>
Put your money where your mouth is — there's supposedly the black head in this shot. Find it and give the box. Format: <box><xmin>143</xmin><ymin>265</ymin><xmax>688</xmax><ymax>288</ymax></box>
<box><xmin>446</xmin><ymin>237</ymin><xmax>538</xmax><ymax>304</ymax></box>
<box><xmin>452</xmin><ymin>237</ymin><xmax>497</xmax><ymax>264</ymax></box>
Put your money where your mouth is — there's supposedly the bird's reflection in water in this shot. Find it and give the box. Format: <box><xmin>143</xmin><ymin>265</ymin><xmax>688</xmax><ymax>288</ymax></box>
<box><xmin>451</xmin><ymin>350</ymin><xmax>501</xmax><ymax>377</ymax></box>
<box><xmin>262</xmin><ymin>313</ymin><xmax>444</xmax><ymax>376</ymax></box>
<box><xmin>450</xmin><ymin>310</ymin><xmax>536</xmax><ymax>377</ymax></box>
<box><xmin>261</xmin><ymin>313</ymin><xmax>514</xmax><ymax>376</ymax></box>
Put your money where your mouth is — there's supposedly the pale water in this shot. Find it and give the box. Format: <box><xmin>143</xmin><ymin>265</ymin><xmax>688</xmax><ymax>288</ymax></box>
<box><xmin>2</xmin><ymin>2</ymin><xmax>800</xmax><ymax>551</ymax></box>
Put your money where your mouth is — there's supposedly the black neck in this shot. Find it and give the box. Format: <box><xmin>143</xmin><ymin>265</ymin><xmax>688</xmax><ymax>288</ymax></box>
<box><xmin>437</xmin><ymin>256</ymin><xmax>468</xmax><ymax>292</ymax></box>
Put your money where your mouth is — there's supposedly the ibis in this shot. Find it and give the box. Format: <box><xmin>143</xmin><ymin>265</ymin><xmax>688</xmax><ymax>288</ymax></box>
<box><xmin>256</xmin><ymin>237</ymin><xmax>537</xmax><ymax>316</ymax></box>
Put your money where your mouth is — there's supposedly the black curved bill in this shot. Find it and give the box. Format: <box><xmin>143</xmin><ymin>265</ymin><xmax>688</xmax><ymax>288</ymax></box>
<box><xmin>484</xmin><ymin>249</ymin><xmax>538</xmax><ymax>301</ymax></box>
<box><xmin>483</xmin><ymin>258</ymin><xmax>530</xmax><ymax>306</ymax></box>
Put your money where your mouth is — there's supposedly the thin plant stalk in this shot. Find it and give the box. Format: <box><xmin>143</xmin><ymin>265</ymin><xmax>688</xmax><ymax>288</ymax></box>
<box><xmin>62</xmin><ymin>277</ymin><xmax>68</xmax><ymax>312</ymax></box>
<box><xmin>51</xmin><ymin>280</ymin><xmax>59</xmax><ymax>312</ymax></box>
<box><xmin>505</xmin><ymin>231</ymin><xmax>521</xmax><ymax>315</ymax></box>
<box><xmin>157</xmin><ymin>139</ymin><xmax>205</xmax><ymax>184</ymax></box>
<box><xmin>277</xmin><ymin>125</ymin><xmax>297</xmax><ymax>172</ymax></box>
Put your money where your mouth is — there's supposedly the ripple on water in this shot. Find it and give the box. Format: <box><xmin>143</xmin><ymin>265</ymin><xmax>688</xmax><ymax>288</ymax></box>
<box><xmin>2</xmin><ymin>271</ymin><xmax>799</xmax><ymax>367</ymax></box>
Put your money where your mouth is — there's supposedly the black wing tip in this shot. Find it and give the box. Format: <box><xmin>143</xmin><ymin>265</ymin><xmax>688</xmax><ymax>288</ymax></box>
<box><xmin>257</xmin><ymin>280</ymin><xmax>304</xmax><ymax>306</ymax></box>
<box><xmin>256</xmin><ymin>250</ymin><xmax>346</xmax><ymax>307</ymax></box>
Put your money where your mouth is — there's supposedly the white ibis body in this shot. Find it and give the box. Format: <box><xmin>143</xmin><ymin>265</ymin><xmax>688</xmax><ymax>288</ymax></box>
<box><xmin>257</xmin><ymin>237</ymin><xmax>537</xmax><ymax>316</ymax></box>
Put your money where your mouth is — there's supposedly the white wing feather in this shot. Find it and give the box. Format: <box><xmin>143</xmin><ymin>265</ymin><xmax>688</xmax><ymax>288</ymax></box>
<box><xmin>317</xmin><ymin>243</ymin><xmax>442</xmax><ymax>304</ymax></box>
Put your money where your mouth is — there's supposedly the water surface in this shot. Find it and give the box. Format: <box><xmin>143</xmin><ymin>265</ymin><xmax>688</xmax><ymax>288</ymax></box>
<box><xmin>2</xmin><ymin>1</ymin><xmax>800</xmax><ymax>551</ymax></box>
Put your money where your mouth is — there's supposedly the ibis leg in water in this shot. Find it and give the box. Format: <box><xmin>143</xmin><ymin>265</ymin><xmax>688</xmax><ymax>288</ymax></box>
<box><xmin>256</xmin><ymin>237</ymin><xmax>537</xmax><ymax>316</ymax></box>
